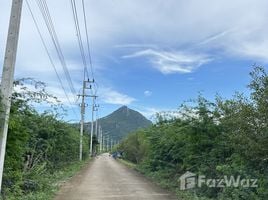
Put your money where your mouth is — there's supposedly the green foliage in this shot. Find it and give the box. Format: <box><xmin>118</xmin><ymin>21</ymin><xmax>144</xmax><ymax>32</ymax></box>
<box><xmin>119</xmin><ymin>130</ymin><xmax>148</xmax><ymax>163</ymax></box>
<box><xmin>1</xmin><ymin>79</ymin><xmax>89</xmax><ymax>199</ymax></box>
<box><xmin>119</xmin><ymin>66</ymin><xmax>268</xmax><ymax>200</ymax></box>
<box><xmin>2</xmin><ymin>159</ymin><xmax>89</xmax><ymax>200</ymax></box>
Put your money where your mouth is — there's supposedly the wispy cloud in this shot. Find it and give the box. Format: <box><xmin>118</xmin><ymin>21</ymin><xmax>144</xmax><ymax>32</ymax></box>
<box><xmin>2</xmin><ymin>0</ymin><xmax>268</xmax><ymax>120</ymax></box>
<box><xmin>132</xmin><ymin>106</ymin><xmax>162</xmax><ymax>120</ymax></box>
<box><xmin>99</xmin><ymin>88</ymin><xmax>135</xmax><ymax>105</ymax></box>
<box><xmin>144</xmin><ymin>90</ymin><xmax>152</xmax><ymax>97</ymax></box>
<box><xmin>132</xmin><ymin>106</ymin><xmax>178</xmax><ymax>121</ymax></box>
<box><xmin>198</xmin><ymin>29</ymin><xmax>234</xmax><ymax>45</ymax></box>
<box><xmin>228</xmin><ymin>39</ymin><xmax>268</xmax><ymax>62</ymax></box>
<box><xmin>123</xmin><ymin>49</ymin><xmax>212</xmax><ymax>74</ymax></box>
<box><xmin>114</xmin><ymin>43</ymin><xmax>158</xmax><ymax>49</ymax></box>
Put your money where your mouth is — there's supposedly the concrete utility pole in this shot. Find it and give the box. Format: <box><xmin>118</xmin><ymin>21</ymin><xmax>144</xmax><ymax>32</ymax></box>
<box><xmin>110</xmin><ymin>138</ymin><xmax>113</xmax><ymax>151</ymax></box>
<box><xmin>89</xmin><ymin>95</ymin><xmax>97</xmax><ymax>156</ymax></box>
<box><xmin>0</xmin><ymin>0</ymin><xmax>23</xmax><ymax>193</ymax></box>
<box><xmin>78</xmin><ymin>79</ymin><xmax>92</xmax><ymax>161</ymax></box>
<box><xmin>94</xmin><ymin>104</ymin><xmax>99</xmax><ymax>140</ymax></box>
<box><xmin>94</xmin><ymin>104</ymin><xmax>99</xmax><ymax>153</ymax></box>
<box><xmin>99</xmin><ymin>126</ymin><xmax>102</xmax><ymax>152</ymax></box>
<box><xmin>104</xmin><ymin>139</ymin><xmax>105</xmax><ymax>152</ymax></box>
<box><xmin>106</xmin><ymin>135</ymin><xmax>109</xmax><ymax>152</ymax></box>
<box><xmin>102</xmin><ymin>131</ymin><xmax>109</xmax><ymax>152</ymax></box>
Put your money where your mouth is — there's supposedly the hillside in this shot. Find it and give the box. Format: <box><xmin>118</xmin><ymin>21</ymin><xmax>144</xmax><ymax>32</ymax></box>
<box><xmin>84</xmin><ymin>106</ymin><xmax>152</xmax><ymax>141</ymax></box>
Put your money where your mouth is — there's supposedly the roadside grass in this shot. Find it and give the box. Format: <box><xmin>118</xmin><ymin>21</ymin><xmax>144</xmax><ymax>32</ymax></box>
<box><xmin>2</xmin><ymin>159</ymin><xmax>90</xmax><ymax>200</ymax></box>
<box><xmin>117</xmin><ymin>158</ymin><xmax>137</xmax><ymax>169</ymax></box>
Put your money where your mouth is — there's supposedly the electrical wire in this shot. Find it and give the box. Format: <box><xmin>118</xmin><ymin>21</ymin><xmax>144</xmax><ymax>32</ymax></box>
<box><xmin>26</xmin><ymin>0</ymin><xmax>79</xmax><ymax>118</ymax></box>
<box><xmin>29</xmin><ymin>0</ymin><xmax>101</xmax><ymax>118</ymax></box>
<box><xmin>36</xmin><ymin>0</ymin><xmax>77</xmax><ymax>97</ymax></box>
<box><xmin>81</xmin><ymin>0</ymin><xmax>99</xmax><ymax>95</ymax></box>
<box><xmin>71</xmin><ymin>0</ymin><xmax>98</xmax><ymax>95</ymax></box>
<box><xmin>81</xmin><ymin>0</ymin><xmax>94</xmax><ymax>79</ymax></box>
<box><xmin>70</xmin><ymin>0</ymin><xmax>89</xmax><ymax>80</ymax></box>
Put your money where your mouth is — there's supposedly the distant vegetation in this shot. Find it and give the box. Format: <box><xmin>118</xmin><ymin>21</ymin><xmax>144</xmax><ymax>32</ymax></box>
<box><xmin>118</xmin><ymin>66</ymin><xmax>268</xmax><ymax>200</ymax></box>
<box><xmin>1</xmin><ymin>80</ymin><xmax>89</xmax><ymax>199</ymax></box>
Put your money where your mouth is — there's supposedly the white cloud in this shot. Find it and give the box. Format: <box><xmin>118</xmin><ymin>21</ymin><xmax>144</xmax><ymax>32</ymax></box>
<box><xmin>136</xmin><ymin>106</ymin><xmax>194</xmax><ymax>122</ymax></box>
<box><xmin>124</xmin><ymin>49</ymin><xmax>212</xmax><ymax>74</ymax></box>
<box><xmin>228</xmin><ymin>39</ymin><xmax>268</xmax><ymax>62</ymax></box>
<box><xmin>133</xmin><ymin>106</ymin><xmax>162</xmax><ymax>120</ymax></box>
<box><xmin>114</xmin><ymin>44</ymin><xmax>158</xmax><ymax>49</ymax></box>
<box><xmin>198</xmin><ymin>29</ymin><xmax>235</xmax><ymax>46</ymax></box>
<box><xmin>132</xmin><ymin>106</ymin><xmax>179</xmax><ymax>121</ymax></box>
<box><xmin>1</xmin><ymin>0</ymin><xmax>268</xmax><ymax>78</ymax></box>
<box><xmin>144</xmin><ymin>90</ymin><xmax>152</xmax><ymax>97</ymax></box>
<box><xmin>13</xmin><ymin>80</ymin><xmax>78</xmax><ymax>106</ymax></box>
<box><xmin>1</xmin><ymin>0</ymin><xmax>268</xmax><ymax>120</ymax></box>
<box><xmin>99</xmin><ymin>88</ymin><xmax>135</xmax><ymax>105</ymax></box>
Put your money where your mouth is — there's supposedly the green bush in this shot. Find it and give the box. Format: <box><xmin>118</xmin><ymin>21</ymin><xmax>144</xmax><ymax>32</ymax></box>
<box><xmin>119</xmin><ymin>66</ymin><xmax>268</xmax><ymax>200</ymax></box>
<box><xmin>1</xmin><ymin>80</ymin><xmax>89</xmax><ymax>199</ymax></box>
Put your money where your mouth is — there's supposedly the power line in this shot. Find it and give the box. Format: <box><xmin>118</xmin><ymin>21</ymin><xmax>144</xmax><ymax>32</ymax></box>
<box><xmin>71</xmin><ymin>0</ymin><xmax>98</xmax><ymax>95</ymax></box>
<box><xmin>36</xmin><ymin>0</ymin><xmax>77</xmax><ymax>97</ymax></box>
<box><xmin>81</xmin><ymin>0</ymin><xmax>94</xmax><ymax>79</ymax></box>
<box><xmin>29</xmin><ymin>0</ymin><xmax>101</xmax><ymax>120</ymax></box>
<box><xmin>70</xmin><ymin>0</ymin><xmax>89</xmax><ymax>80</ymax></box>
<box><xmin>81</xmin><ymin>0</ymin><xmax>99</xmax><ymax>94</ymax></box>
<box><xmin>26</xmin><ymin>0</ymin><xmax>79</xmax><ymax>118</ymax></box>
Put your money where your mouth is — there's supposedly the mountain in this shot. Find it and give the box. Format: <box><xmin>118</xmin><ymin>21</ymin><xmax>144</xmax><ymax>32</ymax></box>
<box><xmin>84</xmin><ymin>106</ymin><xmax>152</xmax><ymax>141</ymax></box>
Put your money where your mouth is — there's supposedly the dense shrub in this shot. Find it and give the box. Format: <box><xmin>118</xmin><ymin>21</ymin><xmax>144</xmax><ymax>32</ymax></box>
<box><xmin>1</xmin><ymin>80</ymin><xmax>89</xmax><ymax>199</ymax></box>
<box><xmin>118</xmin><ymin>66</ymin><xmax>268</xmax><ymax>200</ymax></box>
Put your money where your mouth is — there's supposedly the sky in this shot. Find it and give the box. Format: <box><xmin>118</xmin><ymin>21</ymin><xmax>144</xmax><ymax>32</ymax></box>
<box><xmin>1</xmin><ymin>0</ymin><xmax>268</xmax><ymax>122</ymax></box>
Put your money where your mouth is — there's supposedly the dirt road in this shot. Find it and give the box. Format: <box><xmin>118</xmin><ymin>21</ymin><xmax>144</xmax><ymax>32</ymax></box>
<box><xmin>55</xmin><ymin>153</ymin><xmax>177</xmax><ymax>200</ymax></box>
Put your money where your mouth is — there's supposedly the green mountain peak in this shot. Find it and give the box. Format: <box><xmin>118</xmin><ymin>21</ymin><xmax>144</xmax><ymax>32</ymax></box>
<box><xmin>85</xmin><ymin>106</ymin><xmax>152</xmax><ymax>141</ymax></box>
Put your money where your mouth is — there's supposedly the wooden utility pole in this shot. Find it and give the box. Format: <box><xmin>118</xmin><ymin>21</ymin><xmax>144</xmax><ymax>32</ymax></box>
<box><xmin>0</xmin><ymin>0</ymin><xmax>23</xmax><ymax>192</ymax></box>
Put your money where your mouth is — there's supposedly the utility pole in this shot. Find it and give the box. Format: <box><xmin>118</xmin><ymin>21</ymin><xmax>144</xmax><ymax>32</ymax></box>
<box><xmin>106</xmin><ymin>135</ymin><xmax>109</xmax><ymax>152</ymax></box>
<box><xmin>102</xmin><ymin>131</ymin><xmax>109</xmax><ymax>152</ymax></box>
<box><xmin>78</xmin><ymin>79</ymin><xmax>92</xmax><ymax>161</ymax></box>
<box><xmin>99</xmin><ymin>126</ymin><xmax>102</xmax><ymax>153</ymax></box>
<box><xmin>89</xmin><ymin>95</ymin><xmax>97</xmax><ymax>156</ymax></box>
<box><xmin>103</xmin><ymin>137</ymin><xmax>107</xmax><ymax>152</ymax></box>
<box><xmin>94</xmin><ymin>104</ymin><xmax>99</xmax><ymax>140</ymax></box>
<box><xmin>94</xmin><ymin>104</ymin><xmax>99</xmax><ymax>153</ymax></box>
<box><xmin>0</xmin><ymin>0</ymin><xmax>23</xmax><ymax>193</ymax></box>
<box><xmin>98</xmin><ymin>125</ymin><xmax>101</xmax><ymax>153</ymax></box>
<box><xmin>110</xmin><ymin>138</ymin><xmax>113</xmax><ymax>151</ymax></box>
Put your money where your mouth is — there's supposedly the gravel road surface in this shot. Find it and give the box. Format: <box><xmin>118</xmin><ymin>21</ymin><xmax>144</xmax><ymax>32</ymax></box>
<box><xmin>54</xmin><ymin>153</ymin><xmax>177</xmax><ymax>200</ymax></box>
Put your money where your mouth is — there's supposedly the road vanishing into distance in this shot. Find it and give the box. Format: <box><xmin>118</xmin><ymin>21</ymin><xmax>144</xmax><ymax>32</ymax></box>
<box><xmin>55</xmin><ymin>153</ymin><xmax>177</xmax><ymax>200</ymax></box>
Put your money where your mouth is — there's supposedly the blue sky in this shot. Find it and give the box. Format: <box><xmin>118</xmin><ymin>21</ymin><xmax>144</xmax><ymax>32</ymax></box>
<box><xmin>1</xmin><ymin>0</ymin><xmax>268</xmax><ymax>121</ymax></box>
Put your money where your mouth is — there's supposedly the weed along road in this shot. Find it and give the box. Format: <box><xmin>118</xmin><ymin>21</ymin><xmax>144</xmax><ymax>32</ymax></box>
<box><xmin>55</xmin><ymin>153</ymin><xmax>177</xmax><ymax>200</ymax></box>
